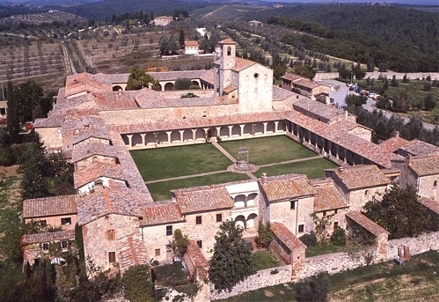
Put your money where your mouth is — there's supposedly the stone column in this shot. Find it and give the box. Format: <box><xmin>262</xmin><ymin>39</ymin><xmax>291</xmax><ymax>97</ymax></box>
<box><xmin>179</xmin><ymin>130</ymin><xmax>184</xmax><ymax>142</ymax></box>
<box><xmin>263</xmin><ymin>122</ymin><xmax>268</xmax><ymax>135</ymax></box>
<box><xmin>216</xmin><ymin>126</ymin><xmax>221</xmax><ymax>139</ymax></box>
<box><xmin>228</xmin><ymin>126</ymin><xmax>233</xmax><ymax>138</ymax></box>
<box><xmin>192</xmin><ymin>129</ymin><xmax>197</xmax><ymax>141</ymax></box>
<box><xmin>126</xmin><ymin>134</ymin><xmax>133</xmax><ymax>147</ymax></box>
<box><xmin>239</xmin><ymin>124</ymin><xmax>245</xmax><ymax>137</ymax></box>
<box><xmin>274</xmin><ymin>121</ymin><xmax>279</xmax><ymax>133</ymax></box>
<box><xmin>140</xmin><ymin>133</ymin><xmax>146</xmax><ymax>146</ymax></box>
<box><xmin>166</xmin><ymin>131</ymin><xmax>172</xmax><ymax>144</ymax></box>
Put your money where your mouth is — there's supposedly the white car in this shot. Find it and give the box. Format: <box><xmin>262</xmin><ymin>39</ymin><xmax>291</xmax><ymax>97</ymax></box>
<box><xmin>369</xmin><ymin>93</ymin><xmax>380</xmax><ymax>100</ymax></box>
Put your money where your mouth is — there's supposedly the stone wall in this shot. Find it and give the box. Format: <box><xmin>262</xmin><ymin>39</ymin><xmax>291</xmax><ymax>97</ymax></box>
<box><xmin>386</xmin><ymin>231</ymin><xmax>439</xmax><ymax>260</ymax></box>
<box><xmin>210</xmin><ymin>265</ymin><xmax>292</xmax><ymax>300</ymax></box>
<box><xmin>314</xmin><ymin>72</ymin><xmax>439</xmax><ymax>81</ymax></box>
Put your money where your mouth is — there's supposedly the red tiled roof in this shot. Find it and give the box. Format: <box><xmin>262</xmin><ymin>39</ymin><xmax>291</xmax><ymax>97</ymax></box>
<box><xmin>399</xmin><ymin>139</ymin><xmax>439</xmax><ymax>157</ymax></box>
<box><xmin>377</xmin><ymin>136</ymin><xmax>409</xmax><ymax>154</ymax></box>
<box><xmin>346</xmin><ymin>212</ymin><xmax>389</xmax><ymax>236</ymax></box>
<box><xmin>185</xmin><ymin>40</ymin><xmax>199</xmax><ymax>47</ymax></box>
<box><xmin>71</xmin><ymin>141</ymin><xmax>118</xmax><ymax>163</ymax></box>
<box><xmin>185</xmin><ymin>240</ymin><xmax>209</xmax><ymax>279</ymax></box>
<box><xmin>21</xmin><ymin>230</ymin><xmax>75</xmax><ymax>245</ymax></box>
<box><xmin>173</xmin><ymin>184</ymin><xmax>234</xmax><ymax>214</ymax></box>
<box><xmin>74</xmin><ymin>161</ymin><xmax>126</xmax><ymax>189</ymax></box>
<box><xmin>271</xmin><ymin>222</ymin><xmax>306</xmax><ymax>250</ymax></box>
<box><xmin>260</xmin><ymin>174</ymin><xmax>316</xmax><ymax>202</ymax></box>
<box><xmin>311</xmin><ymin>178</ymin><xmax>348</xmax><ymax>212</ymax></box>
<box><xmin>281</xmin><ymin>73</ymin><xmax>304</xmax><ymax>82</ymax></box>
<box><xmin>328</xmin><ymin>165</ymin><xmax>390</xmax><ymax>190</ymax></box>
<box><xmin>23</xmin><ymin>195</ymin><xmax>77</xmax><ymax>218</ymax></box>
<box><xmin>117</xmin><ymin>236</ymin><xmax>150</xmax><ymax>274</ymax></box>
<box><xmin>219</xmin><ymin>38</ymin><xmax>236</xmax><ymax>45</ymax></box>
<box><xmin>418</xmin><ymin>197</ymin><xmax>439</xmax><ymax>215</ymax></box>
<box><xmin>232</xmin><ymin>57</ymin><xmax>257</xmax><ymax>72</ymax></box>
<box><xmin>65</xmin><ymin>73</ymin><xmax>112</xmax><ymax>98</ymax></box>
<box><xmin>140</xmin><ymin>202</ymin><xmax>183</xmax><ymax>226</ymax></box>
<box><xmin>408</xmin><ymin>155</ymin><xmax>439</xmax><ymax>176</ymax></box>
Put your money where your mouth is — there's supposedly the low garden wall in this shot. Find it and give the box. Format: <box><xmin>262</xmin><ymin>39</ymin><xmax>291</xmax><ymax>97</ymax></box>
<box><xmin>387</xmin><ymin>231</ymin><xmax>439</xmax><ymax>261</ymax></box>
<box><xmin>210</xmin><ymin>265</ymin><xmax>292</xmax><ymax>300</ymax></box>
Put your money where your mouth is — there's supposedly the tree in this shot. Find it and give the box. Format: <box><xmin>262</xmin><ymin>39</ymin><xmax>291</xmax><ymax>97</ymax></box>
<box><xmin>330</xmin><ymin>227</ymin><xmax>347</xmax><ymax>246</ymax></box>
<box><xmin>174</xmin><ymin>78</ymin><xmax>192</xmax><ymax>90</ymax></box>
<box><xmin>122</xmin><ymin>265</ymin><xmax>154</xmax><ymax>302</ymax></box>
<box><xmin>169</xmin><ymin>34</ymin><xmax>178</xmax><ymax>55</ymax></box>
<box><xmin>345</xmin><ymin>94</ymin><xmax>367</xmax><ymax>107</ymax></box>
<box><xmin>159</xmin><ymin>35</ymin><xmax>170</xmax><ymax>56</ymax></box>
<box><xmin>171</xmin><ymin>229</ymin><xmax>189</xmax><ymax>259</ymax></box>
<box><xmin>423</xmin><ymin>93</ymin><xmax>436</xmax><ymax>111</ymax></box>
<box><xmin>311</xmin><ymin>213</ymin><xmax>334</xmax><ymax>245</ymax></box>
<box><xmin>178</xmin><ymin>29</ymin><xmax>185</xmax><ymax>48</ymax></box>
<box><xmin>209</xmin><ymin>220</ymin><xmax>254</xmax><ymax>292</ymax></box>
<box><xmin>271</xmin><ymin>53</ymin><xmax>287</xmax><ymax>80</ymax></box>
<box><xmin>6</xmin><ymin>81</ymin><xmax>21</xmax><ymax>144</ymax></box>
<box><xmin>15</xmin><ymin>80</ymin><xmax>44</xmax><ymax>124</ymax></box>
<box><xmin>256</xmin><ymin>222</ymin><xmax>274</xmax><ymax>248</ymax></box>
<box><xmin>390</xmin><ymin>75</ymin><xmax>399</xmax><ymax>87</ymax></box>
<box><xmin>296</xmin><ymin>272</ymin><xmax>330</xmax><ymax>302</ymax></box>
<box><xmin>126</xmin><ymin>66</ymin><xmax>160</xmax><ymax>91</ymax></box>
<box><xmin>294</xmin><ymin>64</ymin><xmax>316</xmax><ymax>79</ymax></box>
<box><xmin>363</xmin><ymin>185</ymin><xmax>431</xmax><ymax>239</ymax></box>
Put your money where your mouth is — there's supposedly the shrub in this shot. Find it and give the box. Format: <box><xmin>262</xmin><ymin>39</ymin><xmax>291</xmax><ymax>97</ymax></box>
<box><xmin>122</xmin><ymin>265</ymin><xmax>154</xmax><ymax>302</ymax></box>
<box><xmin>296</xmin><ymin>272</ymin><xmax>330</xmax><ymax>302</ymax></box>
<box><xmin>299</xmin><ymin>232</ymin><xmax>317</xmax><ymax>247</ymax></box>
<box><xmin>256</xmin><ymin>223</ymin><xmax>274</xmax><ymax>248</ymax></box>
<box><xmin>174</xmin><ymin>78</ymin><xmax>192</xmax><ymax>90</ymax></box>
<box><xmin>330</xmin><ymin>227</ymin><xmax>347</xmax><ymax>246</ymax></box>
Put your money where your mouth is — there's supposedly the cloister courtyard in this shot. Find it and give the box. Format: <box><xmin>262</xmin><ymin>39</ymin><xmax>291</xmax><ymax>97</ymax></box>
<box><xmin>130</xmin><ymin>135</ymin><xmax>338</xmax><ymax>200</ymax></box>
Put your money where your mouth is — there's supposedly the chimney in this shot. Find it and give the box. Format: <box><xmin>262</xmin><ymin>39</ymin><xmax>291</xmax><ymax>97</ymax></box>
<box><xmin>394</xmin><ymin>131</ymin><xmax>400</xmax><ymax>138</ymax></box>
<box><xmin>338</xmin><ymin>167</ymin><xmax>344</xmax><ymax>172</ymax></box>
<box><xmin>261</xmin><ymin>172</ymin><xmax>268</xmax><ymax>184</ymax></box>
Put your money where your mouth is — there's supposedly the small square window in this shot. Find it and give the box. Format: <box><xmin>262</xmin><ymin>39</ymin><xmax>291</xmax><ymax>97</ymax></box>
<box><xmin>155</xmin><ymin>249</ymin><xmax>160</xmax><ymax>256</ymax></box>
<box><xmin>365</xmin><ymin>190</ymin><xmax>369</xmax><ymax>196</ymax></box>
<box><xmin>108</xmin><ymin>252</ymin><xmax>116</xmax><ymax>263</ymax></box>
<box><xmin>196</xmin><ymin>216</ymin><xmax>202</xmax><ymax>225</ymax></box>
<box><xmin>61</xmin><ymin>217</ymin><xmax>71</xmax><ymax>225</ymax></box>
<box><xmin>434</xmin><ymin>180</ymin><xmax>437</xmax><ymax>186</ymax></box>
<box><xmin>107</xmin><ymin>230</ymin><xmax>115</xmax><ymax>240</ymax></box>
<box><xmin>196</xmin><ymin>240</ymin><xmax>202</xmax><ymax>248</ymax></box>
<box><xmin>61</xmin><ymin>241</ymin><xmax>68</xmax><ymax>251</ymax></box>
<box><xmin>42</xmin><ymin>243</ymin><xmax>49</xmax><ymax>251</ymax></box>
<box><xmin>216</xmin><ymin>214</ymin><xmax>222</xmax><ymax>222</ymax></box>
<box><xmin>166</xmin><ymin>225</ymin><xmax>173</xmax><ymax>236</ymax></box>
<box><xmin>298</xmin><ymin>224</ymin><xmax>304</xmax><ymax>233</ymax></box>
<box><xmin>334</xmin><ymin>222</ymin><xmax>339</xmax><ymax>229</ymax></box>
<box><xmin>334</xmin><ymin>209</ymin><xmax>338</xmax><ymax>214</ymax></box>
<box><xmin>40</xmin><ymin>220</ymin><xmax>47</xmax><ymax>227</ymax></box>
<box><xmin>323</xmin><ymin>211</ymin><xmax>327</xmax><ymax>216</ymax></box>
<box><xmin>290</xmin><ymin>200</ymin><xmax>296</xmax><ymax>210</ymax></box>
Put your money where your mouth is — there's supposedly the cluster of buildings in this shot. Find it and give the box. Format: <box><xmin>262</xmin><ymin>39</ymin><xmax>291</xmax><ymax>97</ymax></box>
<box><xmin>20</xmin><ymin>39</ymin><xmax>439</xmax><ymax>282</ymax></box>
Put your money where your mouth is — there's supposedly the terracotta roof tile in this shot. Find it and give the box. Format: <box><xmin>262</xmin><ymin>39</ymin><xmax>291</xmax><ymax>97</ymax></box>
<box><xmin>65</xmin><ymin>73</ymin><xmax>112</xmax><ymax>97</ymax></box>
<box><xmin>117</xmin><ymin>236</ymin><xmax>150</xmax><ymax>274</ymax></box>
<box><xmin>21</xmin><ymin>230</ymin><xmax>75</xmax><ymax>245</ymax></box>
<box><xmin>400</xmin><ymin>139</ymin><xmax>439</xmax><ymax>157</ymax></box>
<box><xmin>23</xmin><ymin>195</ymin><xmax>77</xmax><ymax>218</ymax></box>
<box><xmin>327</xmin><ymin>165</ymin><xmax>390</xmax><ymax>190</ymax></box>
<box><xmin>140</xmin><ymin>202</ymin><xmax>183</xmax><ymax>226</ymax></box>
<box><xmin>74</xmin><ymin>161</ymin><xmax>126</xmax><ymax>189</ymax></box>
<box><xmin>76</xmin><ymin>185</ymin><xmax>148</xmax><ymax>225</ymax></box>
<box><xmin>184</xmin><ymin>40</ymin><xmax>199</xmax><ymax>47</ymax></box>
<box><xmin>409</xmin><ymin>155</ymin><xmax>439</xmax><ymax>176</ymax></box>
<box><xmin>260</xmin><ymin>174</ymin><xmax>316</xmax><ymax>202</ymax></box>
<box><xmin>232</xmin><ymin>57</ymin><xmax>257</xmax><ymax>72</ymax></box>
<box><xmin>418</xmin><ymin>197</ymin><xmax>439</xmax><ymax>215</ymax></box>
<box><xmin>271</xmin><ymin>222</ymin><xmax>306</xmax><ymax>250</ymax></box>
<box><xmin>310</xmin><ymin>178</ymin><xmax>348</xmax><ymax>212</ymax></box>
<box><xmin>346</xmin><ymin>212</ymin><xmax>389</xmax><ymax>236</ymax></box>
<box><xmin>219</xmin><ymin>38</ymin><xmax>236</xmax><ymax>45</ymax></box>
<box><xmin>71</xmin><ymin>141</ymin><xmax>118</xmax><ymax>163</ymax></box>
<box><xmin>91</xmin><ymin>92</ymin><xmax>139</xmax><ymax>110</ymax></box>
<box><xmin>185</xmin><ymin>240</ymin><xmax>209</xmax><ymax>279</ymax></box>
<box><xmin>172</xmin><ymin>183</ymin><xmax>235</xmax><ymax>214</ymax></box>
<box><xmin>149</xmin><ymin>70</ymin><xmax>208</xmax><ymax>82</ymax></box>
<box><xmin>281</xmin><ymin>73</ymin><xmax>304</xmax><ymax>82</ymax></box>
<box><xmin>377</xmin><ymin>136</ymin><xmax>409</xmax><ymax>153</ymax></box>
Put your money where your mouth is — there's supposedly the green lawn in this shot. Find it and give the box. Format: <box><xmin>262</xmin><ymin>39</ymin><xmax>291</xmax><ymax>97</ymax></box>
<box><xmin>130</xmin><ymin>144</ymin><xmax>231</xmax><ymax>181</ymax></box>
<box><xmin>251</xmin><ymin>250</ymin><xmax>281</xmax><ymax>271</ymax></box>
<box><xmin>305</xmin><ymin>241</ymin><xmax>364</xmax><ymax>257</ymax></box>
<box><xmin>219</xmin><ymin>136</ymin><xmax>317</xmax><ymax>165</ymax></box>
<box><xmin>147</xmin><ymin>172</ymin><xmax>250</xmax><ymax>201</ymax></box>
<box><xmin>255</xmin><ymin>158</ymin><xmax>338</xmax><ymax>179</ymax></box>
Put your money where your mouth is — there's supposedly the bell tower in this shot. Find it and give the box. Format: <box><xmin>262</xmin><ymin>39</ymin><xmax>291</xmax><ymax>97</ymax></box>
<box><xmin>219</xmin><ymin>39</ymin><xmax>236</xmax><ymax>70</ymax></box>
<box><xmin>214</xmin><ymin>39</ymin><xmax>236</xmax><ymax>97</ymax></box>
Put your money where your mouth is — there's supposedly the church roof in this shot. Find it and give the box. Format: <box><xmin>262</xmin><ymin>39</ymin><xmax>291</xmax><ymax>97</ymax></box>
<box><xmin>260</xmin><ymin>174</ymin><xmax>316</xmax><ymax>202</ymax></box>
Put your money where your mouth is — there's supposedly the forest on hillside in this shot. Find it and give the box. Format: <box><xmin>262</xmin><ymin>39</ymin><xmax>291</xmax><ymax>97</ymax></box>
<box><xmin>249</xmin><ymin>4</ymin><xmax>438</xmax><ymax>72</ymax></box>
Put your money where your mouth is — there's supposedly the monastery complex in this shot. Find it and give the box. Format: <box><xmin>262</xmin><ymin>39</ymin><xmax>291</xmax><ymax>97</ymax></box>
<box><xmin>21</xmin><ymin>39</ymin><xmax>439</xmax><ymax>294</ymax></box>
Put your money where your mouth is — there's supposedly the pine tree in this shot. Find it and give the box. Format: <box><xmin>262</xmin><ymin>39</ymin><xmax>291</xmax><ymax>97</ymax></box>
<box><xmin>178</xmin><ymin>29</ymin><xmax>185</xmax><ymax>48</ymax></box>
<box><xmin>208</xmin><ymin>220</ymin><xmax>254</xmax><ymax>292</ymax></box>
<box><xmin>6</xmin><ymin>81</ymin><xmax>21</xmax><ymax>144</ymax></box>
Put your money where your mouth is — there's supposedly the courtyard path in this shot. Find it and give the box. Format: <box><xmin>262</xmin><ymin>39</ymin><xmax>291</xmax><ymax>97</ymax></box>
<box><xmin>144</xmin><ymin>144</ymin><xmax>324</xmax><ymax>185</ymax></box>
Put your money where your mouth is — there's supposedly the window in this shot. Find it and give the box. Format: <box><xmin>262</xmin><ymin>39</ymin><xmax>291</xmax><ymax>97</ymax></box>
<box><xmin>434</xmin><ymin>180</ymin><xmax>438</xmax><ymax>186</ymax></box>
<box><xmin>61</xmin><ymin>217</ymin><xmax>71</xmax><ymax>225</ymax></box>
<box><xmin>166</xmin><ymin>225</ymin><xmax>173</xmax><ymax>236</ymax></box>
<box><xmin>40</xmin><ymin>220</ymin><xmax>47</xmax><ymax>227</ymax></box>
<box><xmin>365</xmin><ymin>190</ymin><xmax>369</xmax><ymax>196</ymax></box>
<box><xmin>290</xmin><ymin>200</ymin><xmax>296</xmax><ymax>210</ymax></box>
<box><xmin>196</xmin><ymin>216</ymin><xmax>202</xmax><ymax>225</ymax></box>
<box><xmin>42</xmin><ymin>243</ymin><xmax>49</xmax><ymax>251</ymax></box>
<box><xmin>334</xmin><ymin>222</ymin><xmax>339</xmax><ymax>229</ymax></box>
<box><xmin>155</xmin><ymin>249</ymin><xmax>161</xmax><ymax>257</ymax></box>
<box><xmin>323</xmin><ymin>211</ymin><xmax>327</xmax><ymax>217</ymax></box>
<box><xmin>61</xmin><ymin>241</ymin><xmax>68</xmax><ymax>251</ymax></box>
<box><xmin>107</xmin><ymin>230</ymin><xmax>115</xmax><ymax>240</ymax></box>
<box><xmin>216</xmin><ymin>214</ymin><xmax>222</xmax><ymax>222</ymax></box>
<box><xmin>334</xmin><ymin>209</ymin><xmax>338</xmax><ymax>214</ymax></box>
<box><xmin>197</xmin><ymin>240</ymin><xmax>202</xmax><ymax>248</ymax></box>
<box><xmin>108</xmin><ymin>252</ymin><xmax>116</xmax><ymax>263</ymax></box>
<box><xmin>298</xmin><ymin>224</ymin><xmax>304</xmax><ymax>233</ymax></box>
<box><xmin>227</xmin><ymin>46</ymin><xmax>231</xmax><ymax>56</ymax></box>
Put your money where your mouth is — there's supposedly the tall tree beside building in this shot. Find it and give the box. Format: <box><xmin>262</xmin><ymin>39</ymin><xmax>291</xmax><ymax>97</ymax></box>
<box><xmin>363</xmin><ymin>185</ymin><xmax>431</xmax><ymax>239</ymax></box>
<box><xmin>6</xmin><ymin>81</ymin><xmax>21</xmax><ymax>144</ymax></box>
<box><xmin>209</xmin><ymin>220</ymin><xmax>255</xmax><ymax>292</ymax></box>
<box><xmin>15</xmin><ymin>80</ymin><xmax>44</xmax><ymax>124</ymax></box>
<box><xmin>178</xmin><ymin>29</ymin><xmax>185</xmax><ymax>48</ymax></box>
<box><xmin>126</xmin><ymin>66</ymin><xmax>160</xmax><ymax>91</ymax></box>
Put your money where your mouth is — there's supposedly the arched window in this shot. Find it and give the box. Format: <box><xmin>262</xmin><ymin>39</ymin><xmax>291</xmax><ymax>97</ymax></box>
<box><xmin>227</xmin><ymin>46</ymin><xmax>231</xmax><ymax>56</ymax></box>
